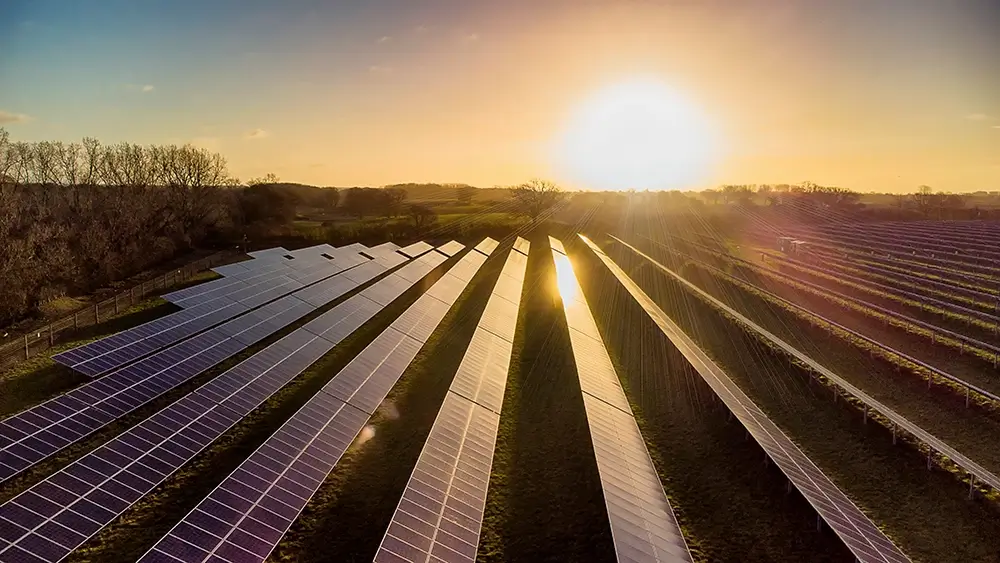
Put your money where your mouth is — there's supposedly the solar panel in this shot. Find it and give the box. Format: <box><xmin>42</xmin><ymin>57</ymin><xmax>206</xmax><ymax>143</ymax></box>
<box><xmin>53</xmin><ymin>252</ymin><xmax>370</xmax><ymax>377</ymax></box>
<box><xmin>548</xmin><ymin>236</ymin><xmax>566</xmax><ymax>255</ymax></box>
<box><xmin>398</xmin><ymin>241</ymin><xmax>435</xmax><ymax>258</ymax></box>
<box><xmin>437</xmin><ymin>240</ymin><xmax>465</xmax><ymax>257</ymax></box>
<box><xmin>0</xmin><ymin>254</ymin><xmax>403</xmax><ymax>485</ymax></box>
<box><xmin>473</xmin><ymin>238</ymin><xmax>499</xmax><ymax>256</ymax></box>
<box><xmin>512</xmin><ymin>236</ymin><xmax>530</xmax><ymax>256</ymax></box>
<box><xmin>0</xmin><ymin>248</ymin><xmax>452</xmax><ymax>562</ymax></box>
<box><xmin>550</xmin><ymin>240</ymin><xmax>693</xmax><ymax>563</ymax></box>
<box><xmin>247</xmin><ymin>247</ymin><xmax>290</xmax><ymax>260</ymax></box>
<box><xmin>580</xmin><ymin>235</ymin><xmax>912</xmax><ymax>563</ymax></box>
<box><xmin>138</xmin><ymin>246</ymin><xmax>487</xmax><ymax>563</ymax></box>
<box><xmin>374</xmin><ymin>245</ymin><xmax>529</xmax><ymax>563</ymax></box>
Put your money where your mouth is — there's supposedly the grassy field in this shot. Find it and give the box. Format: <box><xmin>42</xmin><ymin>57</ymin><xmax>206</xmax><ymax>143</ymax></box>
<box><xmin>608</xmin><ymin>236</ymin><xmax>1000</xmax><ymax>563</ymax></box>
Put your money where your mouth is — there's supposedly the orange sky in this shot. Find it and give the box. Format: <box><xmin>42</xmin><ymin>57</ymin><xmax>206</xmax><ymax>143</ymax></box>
<box><xmin>2</xmin><ymin>0</ymin><xmax>999</xmax><ymax>192</ymax></box>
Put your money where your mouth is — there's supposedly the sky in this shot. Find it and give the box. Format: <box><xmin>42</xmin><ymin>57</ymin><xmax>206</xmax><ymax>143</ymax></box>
<box><xmin>1</xmin><ymin>0</ymin><xmax>999</xmax><ymax>193</ymax></box>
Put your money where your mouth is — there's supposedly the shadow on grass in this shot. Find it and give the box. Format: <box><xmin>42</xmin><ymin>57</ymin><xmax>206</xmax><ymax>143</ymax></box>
<box><xmin>479</xmin><ymin>236</ymin><xmax>617</xmax><ymax>563</ymax></box>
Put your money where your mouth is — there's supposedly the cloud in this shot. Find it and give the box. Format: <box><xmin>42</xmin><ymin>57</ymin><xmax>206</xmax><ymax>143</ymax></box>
<box><xmin>965</xmin><ymin>113</ymin><xmax>989</xmax><ymax>121</ymax></box>
<box><xmin>368</xmin><ymin>65</ymin><xmax>394</xmax><ymax>75</ymax></box>
<box><xmin>377</xmin><ymin>35</ymin><xmax>391</xmax><ymax>43</ymax></box>
<box><xmin>462</xmin><ymin>32</ymin><xmax>480</xmax><ymax>42</ymax></box>
<box><xmin>245</xmin><ymin>128</ymin><xmax>269</xmax><ymax>140</ymax></box>
<box><xmin>124</xmin><ymin>83</ymin><xmax>155</xmax><ymax>93</ymax></box>
<box><xmin>0</xmin><ymin>111</ymin><xmax>32</xmax><ymax>124</ymax></box>
<box><xmin>994</xmin><ymin>125</ymin><xmax>1000</xmax><ymax>130</ymax></box>
<box><xmin>414</xmin><ymin>25</ymin><xmax>428</xmax><ymax>34</ymax></box>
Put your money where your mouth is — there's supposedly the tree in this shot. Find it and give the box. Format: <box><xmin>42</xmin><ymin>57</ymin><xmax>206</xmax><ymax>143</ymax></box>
<box><xmin>409</xmin><ymin>203</ymin><xmax>437</xmax><ymax>229</ymax></box>
<box><xmin>510</xmin><ymin>178</ymin><xmax>564</xmax><ymax>222</ymax></box>
<box><xmin>914</xmin><ymin>185</ymin><xmax>934</xmax><ymax>216</ymax></box>
<box><xmin>322</xmin><ymin>187</ymin><xmax>339</xmax><ymax>210</ymax></box>
<box><xmin>702</xmin><ymin>189</ymin><xmax>721</xmax><ymax>205</ymax></box>
<box><xmin>247</xmin><ymin>173</ymin><xmax>280</xmax><ymax>187</ymax></box>
<box><xmin>385</xmin><ymin>187</ymin><xmax>407</xmax><ymax>217</ymax></box>
<box><xmin>456</xmin><ymin>185</ymin><xmax>475</xmax><ymax>205</ymax></box>
<box><xmin>343</xmin><ymin>187</ymin><xmax>371</xmax><ymax>219</ymax></box>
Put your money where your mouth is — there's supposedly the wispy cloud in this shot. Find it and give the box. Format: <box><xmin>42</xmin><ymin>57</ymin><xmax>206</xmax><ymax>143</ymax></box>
<box><xmin>462</xmin><ymin>32</ymin><xmax>480</xmax><ymax>42</ymax></box>
<box><xmin>124</xmin><ymin>83</ymin><xmax>155</xmax><ymax>93</ymax></box>
<box><xmin>0</xmin><ymin>110</ymin><xmax>33</xmax><ymax>124</ymax></box>
<box><xmin>414</xmin><ymin>25</ymin><xmax>428</xmax><ymax>34</ymax></box>
<box><xmin>369</xmin><ymin>65</ymin><xmax>394</xmax><ymax>75</ymax></box>
<box><xmin>245</xmin><ymin>128</ymin><xmax>269</xmax><ymax>140</ymax></box>
<box><xmin>965</xmin><ymin>113</ymin><xmax>990</xmax><ymax>121</ymax></box>
<box><xmin>377</xmin><ymin>35</ymin><xmax>391</xmax><ymax>44</ymax></box>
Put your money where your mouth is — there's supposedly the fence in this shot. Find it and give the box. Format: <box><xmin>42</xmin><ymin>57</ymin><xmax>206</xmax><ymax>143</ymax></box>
<box><xmin>0</xmin><ymin>250</ymin><xmax>238</xmax><ymax>372</ymax></box>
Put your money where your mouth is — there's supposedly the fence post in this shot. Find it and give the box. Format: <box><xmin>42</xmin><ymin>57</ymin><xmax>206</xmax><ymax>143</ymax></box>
<box><xmin>48</xmin><ymin>325</ymin><xmax>53</xmax><ymax>347</ymax></box>
<box><xmin>95</xmin><ymin>303</ymin><xmax>99</xmax><ymax>323</ymax></box>
<box><xmin>114</xmin><ymin>294</ymin><xmax>119</xmax><ymax>315</ymax></box>
<box><xmin>24</xmin><ymin>334</ymin><xmax>28</xmax><ymax>360</ymax></box>
<box><xmin>74</xmin><ymin>312</ymin><xmax>78</xmax><ymax>330</ymax></box>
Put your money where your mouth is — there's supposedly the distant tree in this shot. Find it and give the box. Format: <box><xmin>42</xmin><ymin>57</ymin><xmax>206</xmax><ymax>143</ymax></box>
<box><xmin>385</xmin><ymin>187</ymin><xmax>407</xmax><ymax>217</ymax></box>
<box><xmin>510</xmin><ymin>178</ymin><xmax>564</xmax><ymax>222</ymax></box>
<box><xmin>409</xmin><ymin>203</ymin><xmax>437</xmax><ymax>229</ymax></box>
<box><xmin>322</xmin><ymin>187</ymin><xmax>339</xmax><ymax>210</ymax></box>
<box><xmin>343</xmin><ymin>187</ymin><xmax>371</xmax><ymax>219</ymax></box>
<box><xmin>247</xmin><ymin>173</ymin><xmax>280</xmax><ymax>187</ymax></box>
<box><xmin>702</xmin><ymin>189</ymin><xmax>721</xmax><ymax>205</ymax></box>
<box><xmin>914</xmin><ymin>185</ymin><xmax>934</xmax><ymax>216</ymax></box>
<box><xmin>892</xmin><ymin>193</ymin><xmax>910</xmax><ymax>209</ymax></box>
<box><xmin>757</xmin><ymin>185</ymin><xmax>774</xmax><ymax>205</ymax></box>
<box><xmin>456</xmin><ymin>185</ymin><xmax>475</xmax><ymax>205</ymax></box>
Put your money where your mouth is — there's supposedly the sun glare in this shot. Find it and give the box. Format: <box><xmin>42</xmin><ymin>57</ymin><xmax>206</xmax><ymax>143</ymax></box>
<box><xmin>554</xmin><ymin>76</ymin><xmax>722</xmax><ymax>191</ymax></box>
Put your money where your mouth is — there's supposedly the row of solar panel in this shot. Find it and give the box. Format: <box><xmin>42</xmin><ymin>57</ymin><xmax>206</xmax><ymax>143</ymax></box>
<box><xmin>55</xmin><ymin>246</ymin><xmax>373</xmax><ymax>375</ymax></box>
<box><xmin>582</xmin><ymin>235</ymin><xmax>911</xmax><ymax>563</ymax></box>
<box><xmin>549</xmin><ymin>238</ymin><xmax>694</xmax><ymax>563</ymax></box>
<box><xmin>0</xmin><ymin>245</ymin><xmax>425</xmax><ymax>485</ymax></box>
<box><xmin>138</xmin><ymin>241</ymin><xmax>496</xmax><ymax>563</ymax></box>
<box><xmin>0</xmin><ymin>244</ymin><xmax>460</xmax><ymax>562</ymax></box>
<box><xmin>374</xmin><ymin>238</ymin><xmax>530</xmax><ymax>563</ymax></box>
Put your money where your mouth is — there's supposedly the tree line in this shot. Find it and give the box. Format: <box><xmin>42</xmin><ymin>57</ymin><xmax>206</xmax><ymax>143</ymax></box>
<box><xmin>0</xmin><ymin>128</ymin><xmax>245</xmax><ymax>325</ymax></box>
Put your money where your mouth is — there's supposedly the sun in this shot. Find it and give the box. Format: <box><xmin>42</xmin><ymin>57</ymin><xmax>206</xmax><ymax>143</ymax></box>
<box><xmin>553</xmin><ymin>76</ymin><xmax>723</xmax><ymax>191</ymax></box>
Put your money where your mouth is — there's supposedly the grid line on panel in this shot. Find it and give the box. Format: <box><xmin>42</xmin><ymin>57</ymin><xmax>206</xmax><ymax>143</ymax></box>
<box><xmin>549</xmin><ymin>240</ymin><xmax>694</xmax><ymax>563</ymax></box>
<box><xmin>581</xmin><ymin>235</ymin><xmax>911</xmax><ymax>563</ymax></box>
<box><xmin>136</xmin><ymin>243</ymin><xmax>474</xmax><ymax>563</ymax></box>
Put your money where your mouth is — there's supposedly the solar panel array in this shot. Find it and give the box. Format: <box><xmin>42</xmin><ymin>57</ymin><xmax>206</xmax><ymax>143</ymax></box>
<box><xmin>399</xmin><ymin>241</ymin><xmax>435</xmax><ymax>259</ymax></box>
<box><xmin>0</xmin><ymin>247</ymin><xmax>416</xmax><ymax>485</ymax></box>
<box><xmin>374</xmin><ymin>237</ymin><xmax>529</xmax><ymax>563</ymax></box>
<box><xmin>0</xmin><ymin>246</ymin><xmax>454</xmax><ymax>563</ymax></box>
<box><xmin>548</xmin><ymin>237</ymin><xmax>694</xmax><ymax>563</ymax></box>
<box><xmin>138</xmin><ymin>239</ymin><xmax>496</xmax><ymax>563</ymax></box>
<box><xmin>54</xmin><ymin>247</ymin><xmax>371</xmax><ymax>376</ymax></box>
<box><xmin>581</xmin><ymin>235</ymin><xmax>911</xmax><ymax>563</ymax></box>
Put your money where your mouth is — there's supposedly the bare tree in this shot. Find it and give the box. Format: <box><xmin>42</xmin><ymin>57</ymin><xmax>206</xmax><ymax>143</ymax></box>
<box><xmin>510</xmin><ymin>178</ymin><xmax>564</xmax><ymax>222</ymax></box>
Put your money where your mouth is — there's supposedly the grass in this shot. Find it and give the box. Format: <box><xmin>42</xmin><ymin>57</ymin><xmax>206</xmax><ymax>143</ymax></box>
<box><xmin>610</xmin><ymin>238</ymin><xmax>1000</xmax><ymax>563</ymax></box>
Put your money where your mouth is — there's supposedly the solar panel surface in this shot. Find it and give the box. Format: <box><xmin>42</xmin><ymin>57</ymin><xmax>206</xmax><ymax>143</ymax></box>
<box><xmin>512</xmin><ymin>236</ymin><xmax>530</xmax><ymax>256</ymax></box>
<box><xmin>374</xmin><ymin>244</ymin><xmax>529</xmax><ymax>563</ymax></box>
<box><xmin>0</xmin><ymin>248</ymin><xmax>453</xmax><ymax>562</ymax></box>
<box><xmin>398</xmin><ymin>241</ymin><xmax>435</xmax><ymax>258</ymax></box>
<box><xmin>0</xmin><ymin>249</ymin><xmax>411</xmax><ymax>485</ymax></box>
<box><xmin>138</xmin><ymin>242</ymin><xmax>487</xmax><ymax>563</ymax></box>
<box><xmin>437</xmin><ymin>240</ymin><xmax>465</xmax><ymax>257</ymax></box>
<box><xmin>549</xmin><ymin>239</ymin><xmax>693</xmax><ymax>563</ymax></box>
<box><xmin>582</xmin><ymin>235</ymin><xmax>911</xmax><ymax>563</ymax></box>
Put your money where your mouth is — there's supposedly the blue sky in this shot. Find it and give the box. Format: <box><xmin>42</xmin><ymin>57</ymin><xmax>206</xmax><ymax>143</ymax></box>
<box><xmin>2</xmin><ymin>0</ymin><xmax>999</xmax><ymax>191</ymax></box>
